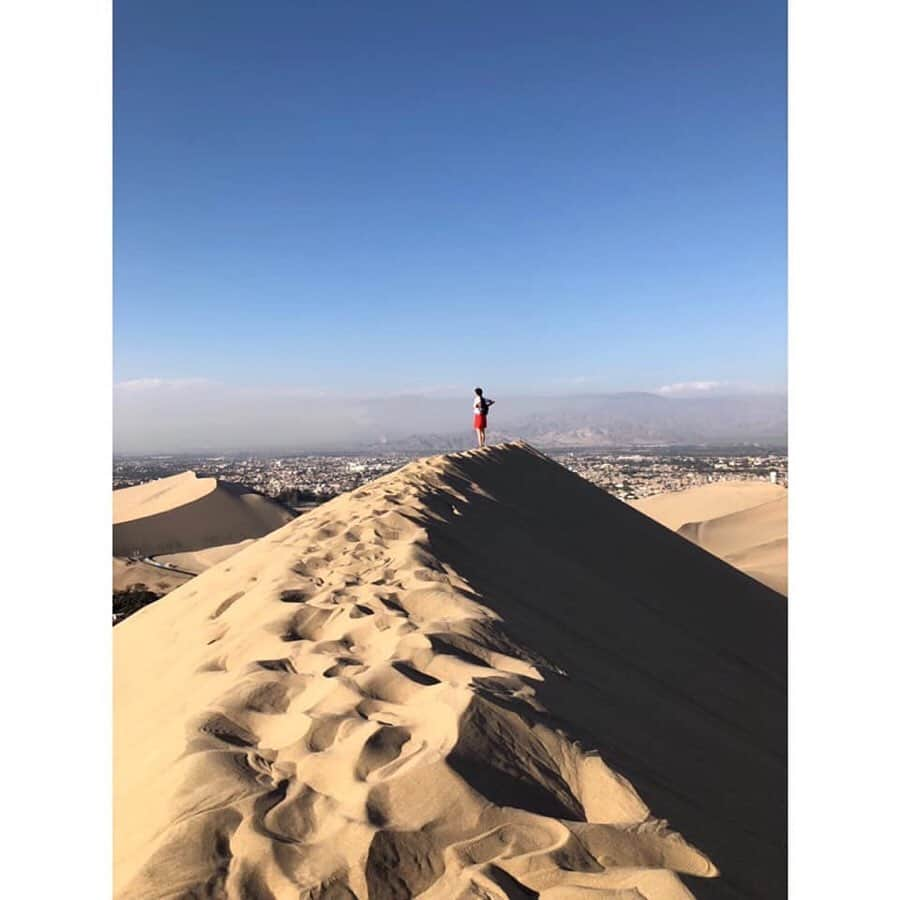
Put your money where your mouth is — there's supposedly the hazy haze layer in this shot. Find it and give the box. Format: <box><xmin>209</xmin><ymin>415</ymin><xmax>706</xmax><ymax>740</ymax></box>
<box><xmin>114</xmin><ymin>387</ymin><xmax>787</xmax><ymax>454</ymax></box>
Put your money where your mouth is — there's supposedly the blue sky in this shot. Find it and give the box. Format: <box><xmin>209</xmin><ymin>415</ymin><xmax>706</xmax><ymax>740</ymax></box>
<box><xmin>115</xmin><ymin>0</ymin><xmax>785</xmax><ymax>397</ymax></box>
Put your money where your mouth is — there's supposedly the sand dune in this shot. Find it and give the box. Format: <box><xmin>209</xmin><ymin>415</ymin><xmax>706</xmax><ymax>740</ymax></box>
<box><xmin>114</xmin><ymin>443</ymin><xmax>785</xmax><ymax>899</ymax></box>
<box><xmin>112</xmin><ymin>556</ymin><xmax>192</xmax><ymax>594</ymax></box>
<box><xmin>113</xmin><ymin>542</ymin><xmax>254</xmax><ymax>602</ymax></box>
<box><xmin>113</xmin><ymin>538</ymin><xmax>253</xmax><ymax>608</ymax></box>
<box><xmin>113</xmin><ymin>543</ymin><xmax>256</xmax><ymax>625</ymax></box>
<box><xmin>114</xmin><ymin>471</ymin><xmax>217</xmax><ymax>524</ymax></box>
<box><xmin>633</xmin><ymin>482</ymin><xmax>787</xmax><ymax>595</ymax></box>
<box><xmin>678</xmin><ymin>497</ymin><xmax>787</xmax><ymax>595</ymax></box>
<box><xmin>155</xmin><ymin>539</ymin><xmax>256</xmax><ymax>574</ymax></box>
<box><xmin>722</xmin><ymin>538</ymin><xmax>787</xmax><ymax>597</ymax></box>
<box><xmin>632</xmin><ymin>481</ymin><xmax>785</xmax><ymax>532</ymax></box>
<box><xmin>113</xmin><ymin>472</ymin><xmax>294</xmax><ymax>557</ymax></box>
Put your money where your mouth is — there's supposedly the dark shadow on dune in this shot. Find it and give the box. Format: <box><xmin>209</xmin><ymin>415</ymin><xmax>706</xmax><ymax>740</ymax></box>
<box><xmin>426</xmin><ymin>633</ymin><xmax>494</xmax><ymax>670</ymax></box>
<box><xmin>365</xmin><ymin>829</ymin><xmax>444</xmax><ymax>899</ymax></box>
<box><xmin>121</xmin><ymin>807</ymin><xmax>241</xmax><ymax>899</ymax></box>
<box><xmin>447</xmin><ymin>693</ymin><xmax>585</xmax><ymax>821</ymax></box>
<box><xmin>482</xmin><ymin>865</ymin><xmax>539</xmax><ymax>899</ymax></box>
<box><xmin>423</xmin><ymin>444</ymin><xmax>786</xmax><ymax>900</ymax></box>
<box><xmin>390</xmin><ymin>661</ymin><xmax>441</xmax><ymax>685</ymax></box>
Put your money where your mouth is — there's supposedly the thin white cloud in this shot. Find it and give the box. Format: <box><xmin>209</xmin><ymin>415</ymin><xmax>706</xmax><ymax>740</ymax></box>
<box><xmin>657</xmin><ymin>380</ymin><xmax>723</xmax><ymax>396</ymax></box>
<box><xmin>379</xmin><ymin>384</ymin><xmax>466</xmax><ymax>397</ymax></box>
<box><xmin>548</xmin><ymin>375</ymin><xmax>606</xmax><ymax>388</ymax></box>
<box><xmin>115</xmin><ymin>377</ymin><xmax>214</xmax><ymax>391</ymax></box>
<box><xmin>243</xmin><ymin>385</ymin><xmax>330</xmax><ymax>399</ymax></box>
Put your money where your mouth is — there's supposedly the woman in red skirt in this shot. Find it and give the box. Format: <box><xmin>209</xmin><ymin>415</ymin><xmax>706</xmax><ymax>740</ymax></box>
<box><xmin>473</xmin><ymin>387</ymin><xmax>495</xmax><ymax>448</ymax></box>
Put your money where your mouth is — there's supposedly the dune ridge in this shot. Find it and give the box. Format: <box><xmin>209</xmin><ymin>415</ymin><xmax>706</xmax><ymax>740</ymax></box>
<box><xmin>113</xmin><ymin>472</ymin><xmax>294</xmax><ymax>557</ymax></box>
<box><xmin>115</xmin><ymin>443</ymin><xmax>785</xmax><ymax>899</ymax></box>
<box><xmin>114</xmin><ymin>471</ymin><xmax>218</xmax><ymax>524</ymax></box>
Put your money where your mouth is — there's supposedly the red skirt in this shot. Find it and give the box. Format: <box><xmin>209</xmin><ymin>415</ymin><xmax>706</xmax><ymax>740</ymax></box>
<box><xmin>473</xmin><ymin>414</ymin><xmax>487</xmax><ymax>430</ymax></box>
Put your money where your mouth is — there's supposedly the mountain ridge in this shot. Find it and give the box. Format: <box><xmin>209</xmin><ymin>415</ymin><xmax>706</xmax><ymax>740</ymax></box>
<box><xmin>115</xmin><ymin>390</ymin><xmax>787</xmax><ymax>455</ymax></box>
<box><xmin>362</xmin><ymin>392</ymin><xmax>787</xmax><ymax>452</ymax></box>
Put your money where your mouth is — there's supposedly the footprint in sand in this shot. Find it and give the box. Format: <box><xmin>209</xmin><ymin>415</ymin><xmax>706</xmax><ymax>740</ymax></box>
<box><xmin>358</xmin><ymin>663</ymin><xmax>440</xmax><ymax>704</ymax></box>
<box><xmin>209</xmin><ymin>591</ymin><xmax>244</xmax><ymax>620</ymax></box>
<box><xmin>355</xmin><ymin>725</ymin><xmax>411</xmax><ymax>780</ymax></box>
<box><xmin>252</xmin><ymin>658</ymin><xmax>297</xmax><ymax>674</ymax></box>
<box><xmin>390</xmin><ymin>661</ymin><xmax>441</xmax><ymax>686</ymax></box>
<box><xmin>323</xmin><ymin>658</ymin><xmax>365</xmax><ymax>678</ymax></box>
<box><xmin>194</xmin><ymin>656</ymin><xmax>228</xmax><ymax>674</ymax></box>
<box><xmin>205</xmin><ymin>623</ymin><xmax>229</xmax><ymax>645</ymax></box>
<box><xmin>239</xmin><ymin>679</ymin><xmax>297</xmax><ymax>715</ymax></box>
<box><xmin>262</xmin><ymin>783</ymin><xmax>337</xmax><ymax>844</ymax></box>
<box><xmin>191</xmin><ymin>712</ymin><xmax>258</xmax><ymax>749</ymax></box>
<box><xmin>305</xmin><ymin>715</ymin><xmax>347</xmax><ymax>752</ymax></box>
<box><xmin>277</xmin><ymin>605</ymin><xmax>336</xmax><ymax>642</ymax></box>
<box><xmin>311</xmin><ymin>638</ymin><xmax>356</xmax><ymax>663</ymax></box>
<box><xmin>377</xmin><ymin>595</ymin><xmax>407</xmax><ymax>616</ymax></box>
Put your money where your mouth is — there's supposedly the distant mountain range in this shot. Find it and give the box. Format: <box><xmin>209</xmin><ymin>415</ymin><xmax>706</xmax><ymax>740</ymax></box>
<box><xmin>362</xmin><ymin>392</ymin><xmax>787</xmax><ymax>452</ymax></box>
<box><xmin>114</xmin><ymin>385</ymin><xmax>787</xmax><ymax>455</ymax></box>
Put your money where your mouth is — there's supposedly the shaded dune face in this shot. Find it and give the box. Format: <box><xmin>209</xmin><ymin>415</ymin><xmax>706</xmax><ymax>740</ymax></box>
<box><xmin>114</xmin><ymin>443</ymin><xmax>785</xmax><ymax>900</ymax></box>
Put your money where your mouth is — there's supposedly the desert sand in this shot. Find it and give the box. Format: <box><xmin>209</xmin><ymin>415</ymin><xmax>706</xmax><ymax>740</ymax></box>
<box><xmin>633</xmin><ymin>482</ymin><xmax>787</xmax><ymax>595</ymax></box>
<box><xmin>632</xmin><ymin>481</ymin><xmax>785</xmax><ymax>532</ymax></box>
<box><xmin>112</xmin><ymin>556</ymin><xmax>192</xmax><ymax>594</ymax></box>
<box><xmin>113</xmin><ymin>471</ymin><xmax>294</xmax><ymax>557</ymax></box>
<box><xmin>113</xmin><ymin>542</ymin><xmax>254</xmax><ymax>600</ymax></box>
<box><xmin>114</xmin><ymin>470</ymin><xmax>218</xmax><ymax>524</ymax></box>
<box><xmin>155</xmin><ymin>539</ymin><xmax>256</xmax><ymax>574</ymax></box>
<box><xmin>114</xmin><ymin>443</ymin><xmax>786</xmax><ymax>899</ymax></box>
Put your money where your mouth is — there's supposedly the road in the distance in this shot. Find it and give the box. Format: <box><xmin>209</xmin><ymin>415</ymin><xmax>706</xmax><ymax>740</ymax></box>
<box><xmin>139</xmin><ymin>556</ymin><xmax>198</xmax><ymax>578</ymax></box>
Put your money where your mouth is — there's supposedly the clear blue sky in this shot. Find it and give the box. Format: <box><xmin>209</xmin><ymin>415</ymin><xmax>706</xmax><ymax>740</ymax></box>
<box><xmin>115</xmin><ymin>0</ymin><xmax>785</xmax><ymax>395</ymax></box>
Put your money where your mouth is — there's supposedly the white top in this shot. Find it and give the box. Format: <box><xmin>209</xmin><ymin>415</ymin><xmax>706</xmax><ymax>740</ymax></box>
<box><xmin>473</xmin><ymin>396</ymin><xmax>494</xmax><ymax>413</ymax></box>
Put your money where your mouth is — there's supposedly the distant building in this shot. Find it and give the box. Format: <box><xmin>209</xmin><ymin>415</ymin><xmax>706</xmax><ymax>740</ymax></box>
<box><xmin>770</xmin><ymin>471</ymin><xmax>778</xmax><ymax>484</ymax></box>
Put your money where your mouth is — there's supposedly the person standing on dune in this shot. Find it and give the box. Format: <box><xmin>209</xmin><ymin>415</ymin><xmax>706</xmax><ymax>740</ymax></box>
<box><xmin>473</xmin><ymin>387</ymin><xmax>495</xmax><ymax>448</ymax></box>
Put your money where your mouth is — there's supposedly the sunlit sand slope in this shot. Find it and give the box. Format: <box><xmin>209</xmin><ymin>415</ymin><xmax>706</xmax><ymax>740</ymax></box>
<box><xmin>156</xmin><ymin>539</ymin><xmax>257</xmax><ymax>574</ymax></box>
<box><xmin>113</xmin><ymin>542</ymin><xmax>255</xmax><ymax>597</ymax></box>
<box><xmin>113</xmin><ymin>472</ymin><xmax>294</xmax><ymax>557</ymax></box>
<box><xmin>634</xmin><ymin>482</ymin><xmax>787</xmax><ymax>595</ymax></box>
<box><xmin>678</xmin><ymin>497</ymin><xmax>787</xmax><ymax>595</ymax></box>
<box><xmin>114</xmin><ymin>443</ymin><xmax>785</xmax><ymax>899</ymax></box>
<box><xmin>114</xmin><ymin>471</ymin><xmax>218</xmax><ymax>524</ymax></box>
<box><xmin>632</xmin><ymin>481</ymin><xmax>785</xmax><ymax>531</ymax></box>
<box><xmin>112</xmin><ymin>557</ymin><xmax>192</xmax><ymax>594</ymax></box>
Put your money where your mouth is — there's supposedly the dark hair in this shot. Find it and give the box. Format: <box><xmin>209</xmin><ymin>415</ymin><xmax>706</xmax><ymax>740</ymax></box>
<box><xmin>474</xmin><ymin>387</ymin><xmax>483</xmax><ymax>395</ymax></box>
